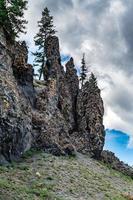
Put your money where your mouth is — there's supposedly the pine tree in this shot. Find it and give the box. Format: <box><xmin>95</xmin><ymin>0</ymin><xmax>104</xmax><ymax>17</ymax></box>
<box><xmin>0</xmin><ymin>0</ymin><xmax>28</xmax><ymax>39</ymax></box>
<box><xmin>80</xmin><ymin>53</ymin><xmax>87</xmax><ymax>88</ymax></box>
<box><xmin>0</xmin><ymin>0</ymin><xmax>11</xmax><ymax>31</ymax></box>
<box><xmin>88</xmin><ymin>73</ymin><xmax>97</xmax><ymax>89</ymax></box>
<box><xmin>33</xmin><ymin>7</ymin><xmax>56</xmax><ymax>80</ymax></box>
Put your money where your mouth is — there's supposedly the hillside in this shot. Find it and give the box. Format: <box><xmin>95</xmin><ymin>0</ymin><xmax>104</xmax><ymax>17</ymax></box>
<box><xmin>0</xmin><ymin>151</ymin><xmax>133</xmax><ymax>200</ymax></box>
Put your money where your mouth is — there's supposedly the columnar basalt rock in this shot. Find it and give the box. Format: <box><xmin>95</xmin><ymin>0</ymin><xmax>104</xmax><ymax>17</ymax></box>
<box><xmin>65</xmin><ymin>57</ymin><xmax>79</xmax><ymax>101</ymax></box>
<box><xmin>71</xmin><ymin>81</ymin><xmax>105</xmax><ymax>158</ymax></box>
<box><xmin>33</xmin><ymin>36</ymin><xmax>75</xmax><ymax>155</ymax></box>
<box><xmin>65</xmin><ymin>57</ymin><xmax>79</xmax><ymax>130</ymax></box>
<box><xmin>44</xmin><ymin>36</ymin><xmax>76</xmax><ymax>131</ymax></box>
<box><xmin>43</xmin><ymin>36</ymin><xmax>61</xmax><ymax>80</ymax></box>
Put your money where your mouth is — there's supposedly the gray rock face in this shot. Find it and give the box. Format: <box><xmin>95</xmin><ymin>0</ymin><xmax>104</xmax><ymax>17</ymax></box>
<box><xmin>33</xmin><ymin>36</ymin><xmax>75</xmax><ymax>155</ymax></box>
<box><xmin>43</xmin><ymin>36</ymin><xmax>61</xmax><ymax>80</ymax></box>
<box><xmin>65</xmin><ymin>58</ymin><xmax>79</xmax><ymax>130</ymax></box>
<box><xmin>71</xmin><ymin>81</ymin><xmax>105</xmax><ymax>158</ymax></box>
<box><xmin>32</xmin><ymin>84</ymin><xmax>75</xmax><ymax>156</ymax></box>
<box><xmin>101</xmin><ymin>151</ymin><xmax>133</xmax><ymax>178</ymax></box>
<box><xmin>0</xmin><ymin>28</ymin><xmax>33</xmax><ymax>163</ymax></box>
<box><xmin>12</xmin><ymin>41</ymin><xmax>35</xmax><ymax>106</ymax></box>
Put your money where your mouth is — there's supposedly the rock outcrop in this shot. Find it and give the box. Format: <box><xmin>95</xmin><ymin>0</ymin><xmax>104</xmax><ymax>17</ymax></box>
<box><xmin>33</xmin><ymin>36</ymin><xmax>105</xmax><ymax>158</ymax></box>
<box><xmin>65</xmin><ymin>57</ymin><xmax>79</xmax><ymax>130</ymax></box>
<box><xmin>0</xmin><ymin>28</ymin><xmax>33</xmax><ymax>164</ymax></box>
<box><xmin>0</xmin><ymin>29</ymin><xmax>105</xmax><ymax>163</ymax></box>
<box><xmin>70</xmin><ymin>78</ymin><xmax>105</xmax><ymax>158</ymax></box>
<box><xmin>101</xmin><ymin>150</ymin><xmax>133</xmax><ymax>178</ymax></box>
<box><xmin>32</xmin><ymin>36</ymin><xmax>75</xmax><ymax>155</ymax></box>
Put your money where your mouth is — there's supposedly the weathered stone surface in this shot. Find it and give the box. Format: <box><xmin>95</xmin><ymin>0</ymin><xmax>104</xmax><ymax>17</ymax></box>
<box><xmin>71</xmin><ymin>80</ymin><xmax>105</xmax><ymax>158</ymax></box>
<box><xmin>12</xmin><ymin>41</ymin><xmax>35</xmax><ymax>106</ymax></box>
<box><xmin>33</xmin><ymin>36</ymin><xmax>75</xmax><ymax>155</ymax></box>
<box><xmin>43</xmin><ymin>36</ymin><xmax>61</xmax><ymax>80</ymax></box>
<box><xmin>32</xmin><ymin>79</ymin><xmax>75</xmax><ymax>156</ymax></box>
<box><xmin>101</xmin><ymin>150</ymin><xmax>133</xmax><ymax>178</ymax></box>
<box><xmin>65</xmin><ymin>57</ymin><xmax>79</xmax><ymax>130</ymax></box>
<box><xmin>0</xmin><ymin>28</ymin><xmax>32</xmax><ymax>163</ymax></box>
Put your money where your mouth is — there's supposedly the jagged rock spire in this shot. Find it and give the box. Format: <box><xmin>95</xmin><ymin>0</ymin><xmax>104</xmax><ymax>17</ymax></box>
<box><xmin>75</xmin><ymin>80</ymin><xmax>105</xmax><ymax>158</ymax></box>
<box><xmin>43</xmin><ymin>36</ymin><xmax>61</xmax><ymax>80</ymax></box>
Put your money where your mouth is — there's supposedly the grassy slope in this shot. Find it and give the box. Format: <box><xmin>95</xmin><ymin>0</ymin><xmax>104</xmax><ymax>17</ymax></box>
<box><xmin>0</xmin><ymin>151</ymin><xmax>133</xmax><ymax>200</ymax></box>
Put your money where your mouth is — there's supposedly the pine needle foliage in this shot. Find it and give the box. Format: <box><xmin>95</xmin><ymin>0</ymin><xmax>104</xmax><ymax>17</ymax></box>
<box><xmin>33</xmin><ymin>7</ymin><xmax>56</xmax><ymax>80</ymax></box>
<box><xmin>80</xmin><ymin>53</ymin><xmax>87</xmax><ymax>88</ymax></box>
<box><xmin>0</xmin><ymin>0</ymin><xmax>28</xmax><ymax>40</ymax></box>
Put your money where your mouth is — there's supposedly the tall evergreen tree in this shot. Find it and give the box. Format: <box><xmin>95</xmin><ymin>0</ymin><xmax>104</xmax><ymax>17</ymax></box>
<box><xmin>33</xmin><ymin>7</ymin><xmax>56</xmax><ymax>80</ymax></box>
<box><xmin>0</xmin><ymin>0</ymin><xmax>28</xmax><ymax>39</ymax></box>
<box><xmin>80</xmin><ymin>53</ymin><xmax>87</xmax><ymax>88</ymax></box>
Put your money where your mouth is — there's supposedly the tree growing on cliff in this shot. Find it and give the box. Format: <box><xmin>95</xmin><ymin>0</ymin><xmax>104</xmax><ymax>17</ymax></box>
<box><xmin>88</xmin><ymin>72</ymin><xmax>97</xmax><ymax>89</ymax></box>
<box><xmin>80</xmin><ymin>53</ymin><xmax>87</xmax><ymax>88</ymax></box>
<box><xmin>0</xmin><ymin>0</ymin><xmax>28</xmax><ymax>39</ymax></box>
<box><xmin>33</xmin><ymin>7</ymin><xmax>56</xmax><ymax>80</ymax></box>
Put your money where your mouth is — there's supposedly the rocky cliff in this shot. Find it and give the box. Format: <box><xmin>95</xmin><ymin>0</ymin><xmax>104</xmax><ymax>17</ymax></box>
<box><xmin>0</xmin><ymin>29</ymin><xmax>105</xmax><ymax>163</ymax></box>
<box><xmin>0</xmin><ymin>28</ymin><xmax>33</xmax><ymax>164</ymax></box>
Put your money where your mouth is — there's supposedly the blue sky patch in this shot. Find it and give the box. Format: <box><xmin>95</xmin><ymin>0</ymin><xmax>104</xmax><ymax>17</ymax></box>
<box><xmin>104</xmin><ymin>129</ymin><xmax>133</xmax><ymax>166</ymax></box>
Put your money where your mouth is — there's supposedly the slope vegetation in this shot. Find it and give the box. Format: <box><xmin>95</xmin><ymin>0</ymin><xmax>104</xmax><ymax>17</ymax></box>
<box><xmin>0</xmin><ymin>151</ymin><xmax>133</xmax><ymax>200</ymax></box>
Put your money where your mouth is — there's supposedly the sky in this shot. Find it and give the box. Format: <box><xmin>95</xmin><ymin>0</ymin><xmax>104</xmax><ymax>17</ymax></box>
<box><xmin>21</xmin><ymin>0</ymin><xmax>133</xmax><ymax>165</ymax></box>
<box><xmin>104</xmin><ymin>129</ymin><xmax>133</xmax><ymax>166</ymax></box>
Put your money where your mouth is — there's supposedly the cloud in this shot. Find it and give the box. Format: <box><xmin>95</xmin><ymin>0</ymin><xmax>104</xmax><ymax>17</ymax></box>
<box><xmin>22</xmin><ymin>0</ymin><xmax>133</xmax><ymax>146</ymax></box>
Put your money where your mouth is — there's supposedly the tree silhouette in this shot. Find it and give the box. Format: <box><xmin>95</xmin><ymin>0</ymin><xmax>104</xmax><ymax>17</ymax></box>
<box><xmin>33</xmin><ymin>7</ymin><xmax>56</xmax><ymax>80</ymax></box>
<box><xmin>80</xmin><ymin>53</ymin><xmax>87</xmax><ymax>88</ymax></box>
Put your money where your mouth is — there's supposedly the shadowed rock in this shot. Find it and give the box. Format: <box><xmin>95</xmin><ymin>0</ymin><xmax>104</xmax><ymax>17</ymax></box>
<box><xmin>0</xmin><ymin>28</ymin><xmax>33</xmax><ymax>164</ymax></box>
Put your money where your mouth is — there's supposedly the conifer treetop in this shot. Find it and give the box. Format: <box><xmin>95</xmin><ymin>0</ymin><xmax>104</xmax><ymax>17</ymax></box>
<box><xmin>88</xmin><ymin>72</ymin><xmax>98</xmax><ymax>89</ymax></box>
<box><xmin>33</xmin><ymin>7</ymin><xmax>56</xmax><ymax>80</ymax></box>
<box><xmin>80</xmin><ymin>53</ymin><xmax>88</xmax><ymax>88</ymax></box>
<box><xmin>0</xmin><ymin>0</ymin><xmax>28</xmax><ymax>39</ymax></box>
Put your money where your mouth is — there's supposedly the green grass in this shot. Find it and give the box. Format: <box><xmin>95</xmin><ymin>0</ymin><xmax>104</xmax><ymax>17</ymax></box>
<box><xmin>0</xmin><ymin>152</ymin><xmax>132</xmax><ymax>200</ymax></box>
